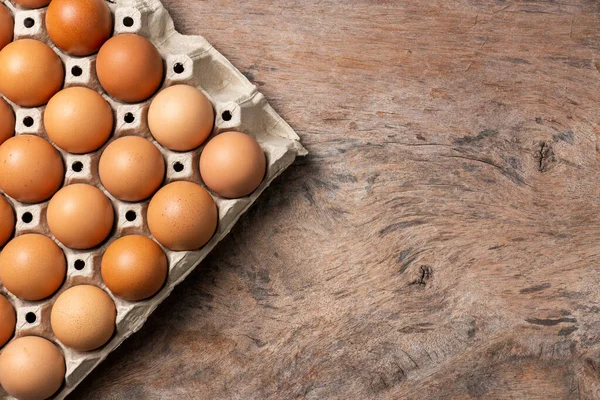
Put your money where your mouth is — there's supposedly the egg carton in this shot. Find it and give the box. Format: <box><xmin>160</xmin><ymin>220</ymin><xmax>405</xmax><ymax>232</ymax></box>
<box><xmin>0</xmin><ymin>0</ymin><xmax>307</xmax><ymax>398</ymax></box>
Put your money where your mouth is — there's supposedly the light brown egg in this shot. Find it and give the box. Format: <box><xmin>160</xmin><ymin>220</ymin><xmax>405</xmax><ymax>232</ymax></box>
<box><xmin>0</xmin><ymin>135</ymin><xmax>64</xmax><ymax>204</ymax></box>
<box><xmin>99</xmin><ymin>136</ymin><xmax>165</xmax><ymax>202</ymax></box>
<box><xmin>45</xmin><ymin>87</ymin><xmax>113</xmax><ymax>154</ymax></box>
<box><xmin>47</xmin><ymin>184</ymin><xmax>114</xmax><ymax>250</ymax></box>
<box><xmin>148</xmin><ymin>85</ymin><xmax>214</xmax><ymax>151</ymax></box>
<box><xmin>46</xmin><ymin>0</ymin><xmax>112</xmax><ymax>56</ymax></box>
<box><xmin>0</xmin><ymin>295</ymin><xmax>15</xmax><ymax>348</ymax></box>
<box><xmin>0</xmin><ymin>4</ymin><xmax>13</xmax><ymax>51</ymax></box>
<box><xmin>200</xmin><ymin>132</ymin><xmax>266</xmax><ymax>198</ymax></box>
<box><xmin>96</xmin><ymin>34</ymin><xmax>164</xmax><ymax>103</ymax></box>
<box><xmin>0</xmin><ymin>39</ymin><xmax>64</xmax><ymax>107</ymax></box>
<box><xmin>0</xmin><ymin>234</ymin><xmax>66</xmax><ymax>301</ymax></box>
<box><xmin>0</xmin><ymin>336</ymin><xmax>65</xmax><ymax>400</ymax></box>
<box><xmin>147</xmin><ymin>181</ymin><xmax>218</xmax><ymax>251</ymax></box>
<box><xmin>0</xmin><ymin>98</ymin><xmax>15</xmax><ymax>146</ymax></box>
<box><xmin>101</xmin><ymin>235</ymin><xmax>168</xmax><ymax>301</ymax></box>
<box><xmin>51</xmin><ymin>285</ymin><xmax>116</xmax><ymax>351</ymax></box>
<box><xmin>12</xmin><ymin>0</ymin><xmax>51</xmax><ymax>8</ymax></box>
<box><xmin>0</xmin><ymin>195</ymin><xmax>14</xmax><ymax>248</ymax></box>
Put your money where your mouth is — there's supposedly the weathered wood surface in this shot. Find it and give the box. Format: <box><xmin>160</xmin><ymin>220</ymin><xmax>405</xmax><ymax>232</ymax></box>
<box><xmin>74</xmin><ymin>1</ymin><xmax>600</xmax><ymax>399</ymax></box>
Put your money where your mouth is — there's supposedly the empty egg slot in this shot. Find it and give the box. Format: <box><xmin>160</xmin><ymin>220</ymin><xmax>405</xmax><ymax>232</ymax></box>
<box><xmin>115</xmin><ymin>105</ymin><xmax>148</xmax><ymax>137</ymax></box>
<box><xmin>114</xmin><ymin>7</ymin><xmax>144</xmax><ymax>34</ymax></box>
<box><xmin>15</xmin><ymin>108</ymin><xmax>41</xmax><ymax>135</ymax></box>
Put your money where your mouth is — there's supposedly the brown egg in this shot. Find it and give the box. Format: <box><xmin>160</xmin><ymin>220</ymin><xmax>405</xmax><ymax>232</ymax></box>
<box><xmin>147</xmin><ymin>181</ymin><xmax>218</xmax><ymax>251</ymax></box>
<box><xmin>0</xmin><ymin>39</ymin><xmax>64</xmax><ymax>107</ymax></box>
<box><xmin>0</xmin><ymin>4</ymin><xmax>13</xmax><ymax>51</ymax></box>
<box><xmin>47</xmin><ymin>184</ymin><xmax>114</xmax><ymax>250</ymax></box>
<box><xmin>99</xmin><ymin>136</ymin><xmax>165</xmax><ymax>202</ymax></box>
<box><xmin>101</xmin><ymin>235</ymin><xmax>168</xmax><ymax>301</ymax></box>
<box><xmin>51</xmin><ymin>285</ymin><xmax>116</xmax><ymax>351</ymax></box>
<box><xmin>46</xmin><ymin>0</ymin><xmax>112</xmax><ymax>56</ymax></box>
<box><xmin>0</xmin><ymin>336</ymin><xmax>65</xmax><ymax>400</ymax></box>
<box><xmin>12</xmin><ymin>0</ymin><xmax>51</xmax><ymax>8</ymax></box>
<box><xmin>0</xmin><ymin>196</ymin><xmax>14</xmax><ymax>248</ymax></box>
<box><xmin>45</xmin><ymin>87</ymin><xmax>113</xmax><ymax>154</ymax></box>
<box><xmin>96</xmin><ymin>34</ymin><xmax>164</xmax><ymax>103</ymax></box>
<box><xmin>148</xmin><ymin>85</ymin><xmax>214</xmax><ymax>151</ymax></box>
<box><xmin>0</xmin><ymin>135</ymin><xmax>64</xmax><ymax>203</ymax></box>
<box><xmin>0</xmin><ymin>98</ymin><xmax>15</xmax><ymax>146</ymax></box>
<box><xmin>200</xmin><ymin>132</ymin><xmax>266</xmax><ymax>198</ymax></box>
<box><xmin>0</xmin><ymin>295</ymin><xmax>15</xmax><ymax>348</ymax></box>
<box><xmin>0</xmin><ymin>234</ymin><xmax>66</xmax><ymax>301</ymax></box>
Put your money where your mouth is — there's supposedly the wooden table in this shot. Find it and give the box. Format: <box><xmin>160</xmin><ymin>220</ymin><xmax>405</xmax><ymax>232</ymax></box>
<box><xmin>75</xmin><ymin>1</ymin><xmax>600</xmax><ymax>398</ymax></box>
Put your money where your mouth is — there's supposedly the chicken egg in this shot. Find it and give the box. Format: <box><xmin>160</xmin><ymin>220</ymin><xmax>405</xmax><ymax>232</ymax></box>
<box><xmin>148</xmin><ymin>85</ymin><xmax>214</xmax><ymax>151</ymax></box>
<box><xmin>46</xmin><ymin>0</ymin><xmax>113</xmax><ymax>56</ymax></box>
<box><xmin>0</xmin><ymin>336</ymin><xmax>65</xmax><ymax>400</ymax></box>
<box><xmin>0</xmin><ymin>39</ymin><xmax>64</xmax><ymax>107</ymax></box>
<box><xmin>0</xmin><ymin>4</ymin><xmax>13</xmax><ymax>51</ymax></box>
<box><xmin>200</xmin><ymin>131</ymin><xmax>266</xmax><ymax>198</ymax></box>
<box><xmin>0</xmin><ymin>195</ymin><xmax>14</xmax><ymax>247</ymax></box>
<box><xmin>0</xmin><ymin>295</ymin><xmax>15</xmax><ymax>348</ymax></box>
<box><xmin>0</xmin><ymin>234</ymin><xmax>66</xmax><ymax>301</ymax></box>
<box><xmin>0</xmin><ymin>97</ymin><xmax>15</xmax><ymax>146</ymax></box>
<box><xmin>44</xmin><ymin>87</ymin><xmax>113</xmax><ymax>154</ymax></box>
<box><xmin>99</xmin><ymin>136</ymin><xmax>165</xmax><ymax>202</ymax></box>
<box><xmin>51</xmin><ymin>285</ymin><xmax>116</xmax><ymax>351</ymax></box>
<box><xmin>147</xmin><ymin>181</ymin><xmax>218</xmax><ymax>251</ymax></box>
<box><xmin>12</xmin><ymin>0</ymin><xmax>51</xmax><ymax>8</ymax></box>
<box><xmin>47</xmin><ymin>184</ymin><xmax>114</xmax><ymax>250</ymax></box>
<box><xmin>96</xmin><ymin>34</ymin><xmax>164</xmax><ymax>103</ymax></box>
<box><xmin>0</xmin><ymin>135</ymin><xmax>64</xmax><ymax>204</ymax></box>
<box><xmin>101</xmin><ymin>235</ymin><xmax>168</xmax><ymax>301</ymax></box>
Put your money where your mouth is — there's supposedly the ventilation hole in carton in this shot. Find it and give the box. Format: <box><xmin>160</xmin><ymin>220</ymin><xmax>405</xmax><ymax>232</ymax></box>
<box><xmin>21</xmin><ymin>212</ymin><xmax>33</xmax><ymax>224</ymax></box>
<box><xmin>173</xmin><ymin>63</ymin><xmax>185</xmax><ymax>74</ymax></box>
<box><xmin>126</xmin><ymin>210</ymin><xmax>137</xmax><ymax>222</ymax></box>
<box><xmin>72</xmin><ymin>161</ymin><xmax>84</xmax><ymax>172</ymax></box>
<box><xmin>24</xmin><ymin>18</ymin><xmax>35</xmax><ymax>28</ymax></box>
<box><xmin>173</xmin><ymin>162</ymin><xmax>184</xmax><ymax>172</ymax></box>
<box><xmin>25</xmin><ymin>312</ymin><xmax>36</xmax><ymax>323</ymax></box>
<box><xmin>124</xmin><ymin>113</ymin><xmax>135</xmax><ymax>123</ymax></box>
<box><xmin>71</xmin><ymin>66</ymin><xmax>83</xmax><ymax>77</ymax></box>
<box><xmin>123</xmin><ymin>17</ymin><xmax>134</xmax><ymax>27</ymax></box>
<box><xmin>23</xmin><ymin>116</ymin><xmax>34</xmax><ymax>127</ymax></box>
<box><xmin>74</xmin><ymin>259</ymin><xmax>85</xmax><ymax>270</ymax></box>
<box><xmin>222</xmin><ymin>111</ymin><xmax>232</xmax><ymax>122</ymax></box>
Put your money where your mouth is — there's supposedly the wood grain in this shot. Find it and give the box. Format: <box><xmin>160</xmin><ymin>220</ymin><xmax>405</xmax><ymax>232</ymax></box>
<box><xmin>73</xmin><ymin>1</ymin><xmax>600</xmax><ymax>399</ymax></box>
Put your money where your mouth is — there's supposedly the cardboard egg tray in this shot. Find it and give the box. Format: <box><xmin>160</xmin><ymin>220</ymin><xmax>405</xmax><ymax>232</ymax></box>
<box><xmin>0</xmin><ymin>0</ymin><xmax>307</xmax><ymax>398</ymax></box>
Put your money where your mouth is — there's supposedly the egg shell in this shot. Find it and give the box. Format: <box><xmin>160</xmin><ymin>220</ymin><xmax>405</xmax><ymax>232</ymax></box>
<box><xmin>44</xmin><ymin>87</ymin><xmax>113</xmax><ymax>154</ymax></box>
<box><xmin>96</xmin><ymin>34</ymin><xmax>163</xmax><ymax>103</ymax></box>
<box><xmin>148</xmin><ymin>84</ymin><xmax>215</xmax><ymax>152</ymax></box>
<box><xmin>0</xmin><ymin>39</ymin><xmax>64</xmax><ymax>107</ymax></box>
<box><xmin>0</xmin><ymin>234</ymin><xmax>66</xmax><ymax>301</ymax></box>
<box><xmin>45</xmin><ymin>0</ymin><xmax>113</xmax><ymax>56</ymax></box>
<box><xmin>0</xmin><ymin>4</ymin><xmax>13</xmax><ymax>51</ymax></box>
<box><xmin>147</xmin><ymin>181</ymin><xmax>218</xmax><ymax>251</ymax></box>
<box><xmin>200</xmin><ymin>131</ymin><xmax>267</xmax><ymax>199</ymax></box>
<box><xmin>0</xmin><ymin>195</ymin><xmax>14</xmax><ymax>248</ymax></box>
<box><xmin>51</xmin><ymin>285</ymin><xmax>116</xmax><ymax>352</ymax></box>
<box><xmin>99</xmin><ymin>136</ymin><xmax>165</xmax><ymax>202</ymax></box>
<box><xmin>0</xmin><ymin>97</ymin><xmax>15</xmax><ymax>146</ymax></box>
<box><xmin>0</xmin><ymin>336</ymin><xmax>65</xmax><ymax>400</ymax></box>
<box><xmin>101</xmin><ymin>235</ymin><xmax>168</xmax><ymax>301</ymax></box>
<box><xmin>47</xmin><ymin>184</ymin><xmax>114</xmax><ymax>250</ymax></box>
<box><xmin>11</xmin><ymin>0</ymin><xmax>51</xmax><ymax>9</ymax></box>
<box><xmin>0</xmin><ymin>295</ymin><xmax>15</xmax><ymax>348</ymax></box>
<box><xmin>0</xmin><ymin>135</ymin><xmax>64</xmax><ymax>204</ymax></box>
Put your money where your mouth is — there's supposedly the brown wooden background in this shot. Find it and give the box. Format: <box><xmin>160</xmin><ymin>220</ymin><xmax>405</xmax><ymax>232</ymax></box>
<box><xmin>74</xmin><ymin>1</ymin><xmax>600</xmax><ymax>399</ymax></box>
